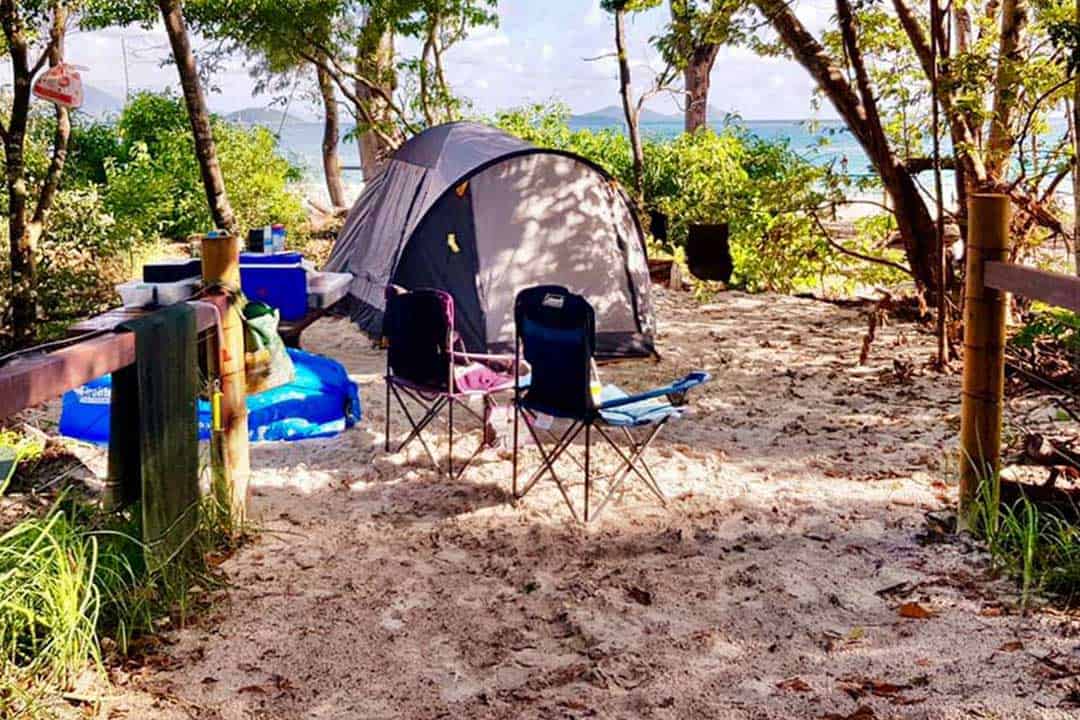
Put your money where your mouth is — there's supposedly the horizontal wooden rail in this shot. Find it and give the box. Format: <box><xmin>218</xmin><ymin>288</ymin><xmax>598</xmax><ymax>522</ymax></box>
<box><xmin>984</xmin><ymin>261</ymin><xmax>1080</xmax><ymax>313</ymax></box>
<box><xmin>0</xmin><ymin>295</ymin><xmax>228</xmax><ymax>421</ymax></box>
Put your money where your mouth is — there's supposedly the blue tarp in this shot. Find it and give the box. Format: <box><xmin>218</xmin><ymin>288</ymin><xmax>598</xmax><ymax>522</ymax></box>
<box><xmin>60</xmin><ymin>349</ymin><xmax>362</xmax><ymax>443</ymax></box>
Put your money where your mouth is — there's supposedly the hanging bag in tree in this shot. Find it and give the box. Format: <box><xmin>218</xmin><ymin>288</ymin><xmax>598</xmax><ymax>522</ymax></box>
<box><xmin>243</xmin><ymin>301</ymin><xmax>295</xmax><ymax>395</ymax></box>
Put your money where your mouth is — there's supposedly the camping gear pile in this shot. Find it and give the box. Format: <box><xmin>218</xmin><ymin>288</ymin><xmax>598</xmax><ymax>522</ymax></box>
<box><xmin>116</xmin><ymin>232</ymin><xmax>351</xmax><ymax>320</ymax></box>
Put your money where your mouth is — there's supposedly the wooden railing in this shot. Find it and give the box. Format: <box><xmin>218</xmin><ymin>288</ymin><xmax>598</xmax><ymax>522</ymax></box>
<box><xmin>0</xmin><ymin>234</ymin><xmax>251</xmax><ymax>531</ymax></box>
<box><xmin>959</xmin><ymin>193</ymin><xmax>1080</xmax><ymax>512</ymax></box>
<box><xmin>0</xmin><ymin>300</ymin><xmax>223</xmax><ymax>420</ymax></box>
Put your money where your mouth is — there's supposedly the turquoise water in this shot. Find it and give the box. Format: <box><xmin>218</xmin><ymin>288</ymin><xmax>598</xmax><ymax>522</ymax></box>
<box><xmin>273</xmin><ymin>117</ymin><xmax>1069</xmax><ymax>210</ymax></box>
<box><xmin>272</xmin><ymin>118</ymin><xmax>872</xmax><ymax>183</ymax></box>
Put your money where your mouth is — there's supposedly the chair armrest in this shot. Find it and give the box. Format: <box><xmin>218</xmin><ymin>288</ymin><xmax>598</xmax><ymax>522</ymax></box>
<box><xmin>599</xmin><ymin>371</ymin><xmax>710</xmax><ymax>410</ymax></box>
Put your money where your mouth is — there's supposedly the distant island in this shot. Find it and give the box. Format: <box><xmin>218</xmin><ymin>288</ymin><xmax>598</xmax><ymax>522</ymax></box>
<box><xmin>225</xmin><ymin>107</ymin><xmax>315</xmax><ymax>126</ymax></box>
<box><xmin>570</xmin><ymin>104</ymin><xmax>729</xmax><ymax>125</ymax></box>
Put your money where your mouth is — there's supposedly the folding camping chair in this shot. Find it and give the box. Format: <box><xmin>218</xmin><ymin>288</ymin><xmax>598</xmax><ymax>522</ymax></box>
<box><xmin>511</xmin><ymin>285</ymin><xmax>710</xmax><ymax>522</ymax></box>
<box><xmin>383</xmin><ymin>286</ymin><xmax>516</xmax><ymax>480</ymax></box>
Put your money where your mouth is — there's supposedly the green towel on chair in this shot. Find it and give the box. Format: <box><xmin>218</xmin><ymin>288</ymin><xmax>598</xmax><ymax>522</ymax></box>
<box><xmin>108</xmin><ymin>303</ymin><xmax>200</xmax><ymax>570</ymax></box>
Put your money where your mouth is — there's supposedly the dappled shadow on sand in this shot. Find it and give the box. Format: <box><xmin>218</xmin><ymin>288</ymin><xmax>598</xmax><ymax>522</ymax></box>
<box><xmin>127</xmin><ymin>488</ymin><xmax>1080</xmax><ymax>720</ymax></box>
<box><xmin>100</xmin><ymin>290</ymin><xmax>1080</xmax><ymax>720</ymax></box>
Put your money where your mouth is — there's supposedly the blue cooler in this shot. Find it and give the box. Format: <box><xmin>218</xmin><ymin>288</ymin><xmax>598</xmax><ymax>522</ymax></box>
<box><xmin>240</xmin><ymin>254</ymin><xmax>308</xmax><ymax>320</ymax></box>
<box><xmin>240</xmin><ymin>251</ymin><xmax>303</xmax><ymax>265</ymax></box>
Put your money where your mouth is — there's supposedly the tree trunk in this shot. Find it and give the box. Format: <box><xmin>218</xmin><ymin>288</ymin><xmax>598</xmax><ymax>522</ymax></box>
<box><xmin>614</xmin><ymin>7</ymin><xmax>646</xmax><ymax>209</ymax></box>
<box><xmin>0</xmin><ymin>0</ymin><xmax>69</xmax><ymax>346</ymax></box>
<box><xmin>755</xmin><ymin>0</ymin><xmax>939</xmax><ymax>294</ymax></box>
<box><xmin>684</xmin><ymin>43</ymin><xmax>719</xmax><ymax>133</ymax></box>
<box><xmin>316</xmin><ymin>63</ymin><xmax>347</xmax><ymax>209</ymax></box>
<box><xmin>1074</xmin><ymin>0</ymin><xmax>1080</xmax><ymax>276</ymax></box>
<box><xmin>158</xmin><ymin>0</ymin><xmax>236</xmax><ymax>236</ymax></box>
<box><xmin>987</xmin><ymin>0</ymin><xmax>1030</xmax><ymax>180</ymax></box>
<box><xmin>356</xmin><ymin>20</ymin><xmax>398</xmax><ymax>181</ymax></box>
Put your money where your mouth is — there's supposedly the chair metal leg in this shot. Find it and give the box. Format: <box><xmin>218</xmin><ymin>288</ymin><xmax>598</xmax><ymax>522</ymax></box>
<box><xmin>512</xmin><ymin>405</ymin><xmax>519</xmax><ymax>497</ymax></box>
<box><xmin>389</xmin><ymin>384</ymin><xmax>446</xmax><ymax>477</ymax></box>
<box><xmin>590</xmin><ymin>420</ymin><xmax>670</xmax><ymax>522</ymax></box>
<box><xmin>519</xmin><ymin>419</ymin><xmax>582</xmax><ymax>497</ymax></box>
<box><xmin>584</xmin><ymin>423</ymin><xmax>591</xmax><ymax>523</ymax></box>
<box><xmin>448</xmin><ymin>397</ymin><xmax>454</xmax><ymax>480</ymax></box>
<box><xmin>521</xmin><ymin>418</ymin><xmax>583</xmax><ymax>523</ymax></box>
<box><xmin>384</xmin><ymin>376</ymin><xmax>391</xmax><ymax>452</ymax></box>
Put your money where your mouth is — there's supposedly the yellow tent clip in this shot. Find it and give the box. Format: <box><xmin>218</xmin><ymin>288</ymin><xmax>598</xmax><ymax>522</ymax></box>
<box><xmin>447</xmin><ymin>232</ymin><xmax>461</xmax><ymax>254</ymax></box>
<box><xmin>455</xmin><ymin>181</ymin><xmax>469</xmax><ymax>197</ymax></box>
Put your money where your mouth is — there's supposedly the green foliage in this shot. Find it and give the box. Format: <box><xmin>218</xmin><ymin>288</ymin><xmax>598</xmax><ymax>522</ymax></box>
<box><xmin>103</xmin><ymin>92</ymin><xmax>306</xmax><ymax>243</ymax></box>
<box><xmin>1</xmin><ymin>109</ymin><xmax>133</xmax><ymax>347</ymax></box>
<box><xmin>1010</xmin><ymin>308</ymin><xmax>1080</xmax><ymax>353</ymax></box>
<box><xmin>968</xmin><ymin>475</ymin><xmax>1080</xmax><ymax>607</ymax></box>
<box><xmin>1</xmin><ymin>92</ymin><xmax>306</xmax><ymax>348</ymax></box>
<box><xmin>496</xmin><ymin>104</ymin><xmax>897</xmax><ymax>292</ymax></box>
<box><xmin>0</xmin><ymin>495</ymin><xmax>231</xmax><ymax>716</ymax></box>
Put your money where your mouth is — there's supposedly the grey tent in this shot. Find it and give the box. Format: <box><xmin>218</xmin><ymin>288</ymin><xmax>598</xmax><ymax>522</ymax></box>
<box><xmin>325</xmin><ymin>121</ymin><xmax>655</xmax><ymax>359</ymax></box>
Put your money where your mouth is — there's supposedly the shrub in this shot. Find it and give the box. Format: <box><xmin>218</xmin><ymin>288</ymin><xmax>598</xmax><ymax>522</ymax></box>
<box><xmin>0</xmin><ymin>187</ymin><xmax>132</xmax><ymax>345</ymax></box>
<box><xmin>496</xmin><ymin>104</ymin><xmax>858</xmax><ymax>292</ymax></box>
<box><xmin>104</xmin><ymin>92</ymin><xmax>307</xmax><ymax>243</ymax></box>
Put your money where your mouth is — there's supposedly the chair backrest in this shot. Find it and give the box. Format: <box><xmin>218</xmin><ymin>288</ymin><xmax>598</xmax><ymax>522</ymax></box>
<box><xmin>384</xmin><ymin>287</ymin><xmax>454</xmax><ymax>390</ymax></box>
<box><xmin>514</xmin><ymin>285</ymin><xmax>595</xmax><ymax>418</ymax></box>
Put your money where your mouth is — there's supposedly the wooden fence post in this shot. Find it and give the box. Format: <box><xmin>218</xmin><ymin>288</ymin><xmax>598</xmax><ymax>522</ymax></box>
<box><xmin>201</xmin><ymin>232</ymin><xmax>250</xmax><ymax>529</ymax></box>
<box><xmin>959</xmin><ymin>193</ymin><xmax>1010</xmax><ymax>514</ymax></box>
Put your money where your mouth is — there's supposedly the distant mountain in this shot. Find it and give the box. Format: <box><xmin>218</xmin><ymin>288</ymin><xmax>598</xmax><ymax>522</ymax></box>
<box><xmin>573</xmin><ymin>105</ymin><xmax>679</xmax><ymax>124</ymax></box>
<box><xmin>74</xmin><ymin>84</ymin><xmax>123</xmax><ymax>119</ymax></box>
<box><xmin>225</xmin><ymin>107</ymin><xmax>315</xmax><ymax>126</ymax></box>
<box><xmin>572</xmin><ymin>103</ymin><xmax>733</xmax><ymax>125</ymax></box>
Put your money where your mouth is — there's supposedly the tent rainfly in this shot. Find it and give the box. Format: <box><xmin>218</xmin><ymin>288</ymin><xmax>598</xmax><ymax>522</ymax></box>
<box><xmin>325</xmin><ymin>121</ymin><xmax>656</xmax><ymax>360</ymax></box>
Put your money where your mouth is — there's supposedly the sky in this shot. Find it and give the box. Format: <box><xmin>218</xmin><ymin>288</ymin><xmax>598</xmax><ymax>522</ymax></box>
<box><xmin>54</xmin><ymin>0</ymin><xmax>839</xmax><ymax>122</ymax></box>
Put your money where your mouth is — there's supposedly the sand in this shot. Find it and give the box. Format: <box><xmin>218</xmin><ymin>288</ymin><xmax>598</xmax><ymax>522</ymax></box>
<box><xmin>59</xmin><ymin>289</ymin><xmax>1080</xmax><ymax>719</ymax></box>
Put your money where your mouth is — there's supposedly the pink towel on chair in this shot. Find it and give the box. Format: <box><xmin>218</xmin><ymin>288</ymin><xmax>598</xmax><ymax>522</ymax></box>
<box><xmin>454</xmin><ymin>362</ymin><xmax>512</xmax><ymax>392</ymax></box>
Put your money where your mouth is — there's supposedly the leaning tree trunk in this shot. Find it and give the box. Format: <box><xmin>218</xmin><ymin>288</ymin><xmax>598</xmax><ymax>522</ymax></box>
<box><xmin>684</xmin><ymin>43</ymin><xmax>719</xmax><ymax>133</ymax></box>
<box><xmin>1074</xmin><ymin>0</ymin><xmax>1080</xmax><ymax>276</ymax></box>
<box><xmin>316</xmin><ymin>63</ymin><xmax>347</xmax><ymax>209</ymax></box>
<box><xmin>158</xmin><ymin>0</ymin><xmax>236</xmax><ymax>236</ymax></box>
<box><xmin>754</xmin><ymin>0</ymin><xmax>941</xmax><ymax>295</ymax></box>
<box><xmin>613</xmin><ymin>7</ymin><xmax>646</xmax><ymax>210</ymax></box>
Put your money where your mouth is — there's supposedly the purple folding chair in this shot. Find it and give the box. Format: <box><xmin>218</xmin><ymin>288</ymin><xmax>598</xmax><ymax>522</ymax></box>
<box><xmin>383</xmin><ymin>286</ymin><xmax>516</xmax><ymax>480</ymax></box>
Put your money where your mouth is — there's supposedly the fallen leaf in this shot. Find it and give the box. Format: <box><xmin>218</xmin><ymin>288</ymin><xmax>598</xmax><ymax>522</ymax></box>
<box><xmin>627</xmin><ymin>586</ymin><xmax>653</xmax><ymax>606</ymax></box>
<box><xmin>777</xmin><ymin>676</ymin><xmax>812</xmax><ymax>693</ymax></box>
<box><xmin>898</xmin><ymin>602</ymin><xmax>934</xmax><ymax>619</ymax></box>
<box><xmin>869</xmin><ymin>680</ymin><xmax>906</xmax><ymax>696</ymax></box>
<box><xmin>237</xmin><ymin>685</ymin><xmax>266</xmax><ymax>695</ymax></box>
<box><xmin>999</xmin><ymin>640</ymin><xmax>1024</xmax><ymax>653</ymax></box>
<box><xmin>200</xmin><ymin>676</ymin><xmax>218</xmax><ymax>685</ymax></box>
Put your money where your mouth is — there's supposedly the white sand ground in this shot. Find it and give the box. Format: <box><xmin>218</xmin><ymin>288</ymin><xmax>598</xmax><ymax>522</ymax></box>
<box><xmin>59</xmin><ymin>289</ymin><xmax>1080</xmax><ymax>719</ymax></box>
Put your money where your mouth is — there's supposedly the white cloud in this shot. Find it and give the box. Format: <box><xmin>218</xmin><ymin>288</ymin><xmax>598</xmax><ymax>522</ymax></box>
<box><xmin>541</xmin><ymin>43</ymin><xmax>554</xmax><ymax>61</ymax></box>
<box><xmin>584</xmin><ymin>1</ymin><xmax>604</xmax><ymax>26</ymax></box>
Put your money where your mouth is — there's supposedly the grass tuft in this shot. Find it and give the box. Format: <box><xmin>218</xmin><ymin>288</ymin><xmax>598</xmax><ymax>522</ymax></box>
<box><xmin>0</xmin><ymin>493</ymin><xmax>233</xmax><ymax>717</ymax></box>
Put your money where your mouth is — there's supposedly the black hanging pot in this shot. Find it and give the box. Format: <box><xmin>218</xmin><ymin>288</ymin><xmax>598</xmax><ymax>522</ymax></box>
<box><xmin>686</xmin><ymin>222</ymin><xmax>733</xmax><ymax>283</ymax></box>
<box><xmin>648</xmin><ymin>209</ymin><xmax>668</xmax><ymax>242</ymax></box>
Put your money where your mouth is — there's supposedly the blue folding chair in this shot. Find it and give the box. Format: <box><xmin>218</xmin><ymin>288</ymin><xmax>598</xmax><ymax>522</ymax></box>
<box><xmin>511</xmin><ymin>285</ymin><xmax>710</xmax><ymax>522</ymax></box>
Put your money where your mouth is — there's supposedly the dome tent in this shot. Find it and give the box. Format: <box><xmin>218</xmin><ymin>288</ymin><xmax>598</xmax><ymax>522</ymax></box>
<box><xmin>325</xmin><ymin>121</ymin><xmax>655</xmax><ymax>359</ymax></box>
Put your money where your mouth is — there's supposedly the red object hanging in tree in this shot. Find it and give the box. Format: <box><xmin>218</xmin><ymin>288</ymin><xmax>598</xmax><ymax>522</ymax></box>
<box><xmin>32</xmin><ymin>63</ymin><xmax>84</xmax><ymax>110</ymax></box>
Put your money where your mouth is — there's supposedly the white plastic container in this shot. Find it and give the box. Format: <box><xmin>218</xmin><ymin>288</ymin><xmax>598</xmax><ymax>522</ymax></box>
<box><xmin>116</xmin><ymin>278</ymin><xmax>200</xmax><ymax>308</ymax></box>
<box><xmin>307</xmin><ymin>271</ymin><xmax>352</xmax><ymax>309</ymax></box>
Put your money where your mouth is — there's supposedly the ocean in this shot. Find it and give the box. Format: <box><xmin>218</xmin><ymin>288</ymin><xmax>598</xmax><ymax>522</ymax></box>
<box><xmin>273</xmin><ymin>117</ymin><xmax>871</xmax><ymax>185</ymax></box>
<box><xmin>273</xmin><ymin>116</ymin><xmax>1069</xmax><ymax>210</ymax></box>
